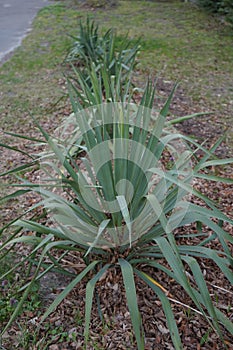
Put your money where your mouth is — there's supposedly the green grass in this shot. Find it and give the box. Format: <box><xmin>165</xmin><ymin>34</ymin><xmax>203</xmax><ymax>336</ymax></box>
<box><xmin>98</xmin><ymin>2</ymin><xmax>233</xmax><ymax>101</ymax></box>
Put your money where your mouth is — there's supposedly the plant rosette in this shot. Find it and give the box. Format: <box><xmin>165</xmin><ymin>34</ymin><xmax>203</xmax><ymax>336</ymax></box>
<box><xmin>38</xmin><ymin>102</ymin><xmax>194</xmax><ymax>251</ymax></box>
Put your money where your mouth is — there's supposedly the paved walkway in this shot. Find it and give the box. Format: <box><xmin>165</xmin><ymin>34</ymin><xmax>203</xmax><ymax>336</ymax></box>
<box><xmin>0</xmin><ymin>0</ymin><xmax>51</xmax><ymax>63</ymax></box>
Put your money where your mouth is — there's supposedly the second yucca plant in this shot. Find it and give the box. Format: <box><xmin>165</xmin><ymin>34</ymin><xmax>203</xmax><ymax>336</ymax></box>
<box><xmin>65</xmin><ymin>18</ymin><xmax>140</xmax><ymax>93</ymax></box>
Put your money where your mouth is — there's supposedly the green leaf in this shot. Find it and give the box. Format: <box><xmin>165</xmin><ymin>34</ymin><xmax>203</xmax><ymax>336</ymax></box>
<box><xmin>160</xmin><ymin>82</ymin><xmax>178</xmax><ymax>118</ymax></box>
<box><xmin>0</xmin><ymin>189</ymin><xmax>31</xmax><ymax>203</ymax></box>
<box><xmin>215</xmin><ymin>308</ymin><xmax>233</xmax><ymax>336</ymax></box>
<box><xmin>40</xmin><ymin>260</ymin><xmax>99</xmax><ymax>323</ymax></box>
<box><xmin>182</xmin><ymin>256</ymin><xmax>222</xmax><ymax>336</ymax></box>
<box><xmin>84</xmin><ymin>264</ymin><xmax>111</xmax><ymax>344</ymax></box>
<box><xmin>196</xmin><ymin>133</ymin><xmax>226</xmax><ymax>166</ymax></box>
<box><xmin>117</xmin><ymin>195</ymin><xmax>132</xmax><ymax>246</ymax></box>
<box><xmin>135</xmin><ymin>269</ymin><xmax>183</xmax><ymax>350</ymax></box>
<box><xmin>166</xmin><ymin>112</ymin><xmax>210</xmax><ymax>125</ymax></box>
<box><xmin>85</xmin><ymin>219</ymin><xmax>110</xmax><ymax>256</ymax></box>
<box><xmin>0</xmin><ymin>161</ymin><xmax>38</xmax><ymax>176</ymax></box>
<box><xmin>13</xmin><ymin>219</ymin><xmax>67</xmax><ymax>240</ymax></box>
<box><xmin>195</xmin><ymin>173</ymin><xmax>233</xmax><ymax>184</ymax></box>
<box><xmin>4</xmin><ymin>131</ymin><xmax>45</xmax><ymax>143</ymax></box>
<box><xmin>195</xmin><ymin>158</ymin><xmax>233</xmax><ymax>171</ymax></box>
<box><xmin>119</xmin><ymin>258</ymin><xmax>144</xmax><ymax>350</ymax></box>
<box><xmin>154</xmin><ymin>236</ymin><xmax>209</xmax><ymax>322</ymax></box>
<box><xmin>0</xmin><ymin>142</ymin><xmax>35</xmax><ymax>159</ymax></box>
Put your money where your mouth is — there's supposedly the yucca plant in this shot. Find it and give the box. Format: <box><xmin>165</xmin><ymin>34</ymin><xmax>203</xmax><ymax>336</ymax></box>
<box><xmin>0</xmin><ymin>74</ymin><xmax>233</xmax><ymax>349</ymax></box>
<box><xmin>65</xmin><ymin>18</ymin><xmax>140</xmax><ymax>91</ymax></box>
<box><xmin>66</xmin><ymin>18</ymin><xmax>104</xmax><ymax>65</ymax></box>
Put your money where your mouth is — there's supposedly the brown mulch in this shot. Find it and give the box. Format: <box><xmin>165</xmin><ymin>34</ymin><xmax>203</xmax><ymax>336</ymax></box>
<box><xmin>0</xmin><ymin>79</ymin><xmax>233</xmax><ymax>350</ymax></box>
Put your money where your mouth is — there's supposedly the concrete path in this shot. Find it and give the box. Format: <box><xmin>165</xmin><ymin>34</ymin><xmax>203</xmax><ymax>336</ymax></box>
<box><xmin>0</xmin><ymin>0</ymin><xmax>51</xmax><ymax>63</ymax></box>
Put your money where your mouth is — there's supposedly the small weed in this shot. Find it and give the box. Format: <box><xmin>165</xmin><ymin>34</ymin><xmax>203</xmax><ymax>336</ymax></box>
<box><xmin>200</xmin><ymin>328</ymin><xmax>211</xmax><ymax>346</ymax></box>
<box><xmin>14</xmin><ymin>323</ymin><xmax>39</xmax><ymax>350</ymax></box>
<box><xmin>0</xmin><ymin>280</ymin><xmax>41</xmax><ymax>323</ymax></box>
<box><xmin>214</xmin><ymin>292</ymin><xmax>219</xmax><ymax>303</ymax></box>
<box><xmin>74</xmin><ymin>309</ymin><xmax>84</xmax><ymax>326</ymax></box>
<box><xmin>0</xmin><ymin>256</ymin><xmax>41</xmax><ymax>325</ymax></box>
<box><xmin>0</xmin><ymin>257</ymin><xmax>18</xmax><ymax>322</ymax></box>
<box><xmin>184</xmin><ymin>307</ymin><xmax>194</xmax><ymax>320</ymax></box>
<box><xmin>13</xmin><ymin>322</ymin><xmax>72</xmax><ymax>350</ymax></box>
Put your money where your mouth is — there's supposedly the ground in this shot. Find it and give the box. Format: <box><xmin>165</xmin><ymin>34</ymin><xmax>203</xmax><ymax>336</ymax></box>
<box><xmin>0</xmin><ymin>1</ymin><xmax>232</xmax><ymax>349</ymax></box>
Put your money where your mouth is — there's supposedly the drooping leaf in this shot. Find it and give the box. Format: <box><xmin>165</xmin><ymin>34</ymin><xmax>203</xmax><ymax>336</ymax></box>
<box><xmin>119</xmin><ymin>258</ymin><xmax>144</xmax><ymax>350</ymax></box>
